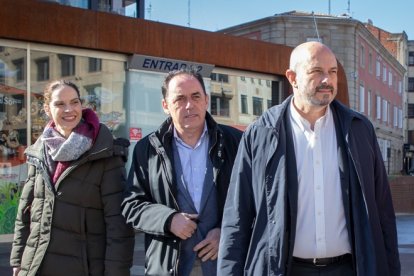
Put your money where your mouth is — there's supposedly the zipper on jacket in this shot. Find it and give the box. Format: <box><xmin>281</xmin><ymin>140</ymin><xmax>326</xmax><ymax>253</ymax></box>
<box><xmin>151</xmin><ymin>144</ymin><xmax>182</xmax><ymax>276</ymax></box>
<box><xmin>27</xmin><ymin>156</ymin><xmax>56</xmax><ymax>195</ymax></box>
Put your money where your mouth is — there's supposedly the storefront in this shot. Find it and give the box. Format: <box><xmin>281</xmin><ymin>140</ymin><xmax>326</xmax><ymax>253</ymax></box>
<box><xmin>0</xmin><ymin>38</ymin><xmax>286</xmax><ymax>234</ymax></box>
<box><xmin>0</xmin><ymin>0</ymin><xmax>349</xmax><ymax>236</ymax></box>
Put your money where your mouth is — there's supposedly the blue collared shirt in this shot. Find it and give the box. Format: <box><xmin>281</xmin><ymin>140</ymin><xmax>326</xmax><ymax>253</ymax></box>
<box><xmin>173</xmin><ymin>123</ymin><xmax>209</xmax><ymax>212</ymax></box>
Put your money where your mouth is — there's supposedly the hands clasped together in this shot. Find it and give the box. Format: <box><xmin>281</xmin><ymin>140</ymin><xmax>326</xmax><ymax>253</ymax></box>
<box><xmin>169</xmin><ymin>212</ymin><xmax>220</xmax><ymax>261</ymax></box>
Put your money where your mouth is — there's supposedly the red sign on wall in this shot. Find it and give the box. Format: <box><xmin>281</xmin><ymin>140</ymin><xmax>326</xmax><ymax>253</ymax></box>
<box><xmin>129</xmin><ymin>127</ymin><xmax>142</xmax><ymax>141</ymax></box>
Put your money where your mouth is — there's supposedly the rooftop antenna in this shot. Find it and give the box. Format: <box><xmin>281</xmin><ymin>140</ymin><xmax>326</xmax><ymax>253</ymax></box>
<box><xmin>147</xmin><ymin>2</ymin><xmax>152</xmax><ymax>20</ymax></box>
<box><xmin>347</xmin><ymin>0</ymin><xmax>351</xmax><ymax>15</ymax></box>
<box><xmin>328</xmin><ymin>0</ymin><xmax>331</xmax><ymax>15</ymax></box>
<box><xmin>187</xmin><ymin>0</ymin><xmax>191</xmax><ymax>27</ymax></box>
<box><xmin>312</xmin><ymin>12</ymin><xmax>321</xmax><ymax>42</ymax></box>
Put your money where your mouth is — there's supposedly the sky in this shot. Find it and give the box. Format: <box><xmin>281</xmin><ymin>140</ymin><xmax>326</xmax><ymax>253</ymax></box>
<box><xmin>144</xmin><ymin>0</ymin><xmax>414</xmax><ymax>39</ymax></box>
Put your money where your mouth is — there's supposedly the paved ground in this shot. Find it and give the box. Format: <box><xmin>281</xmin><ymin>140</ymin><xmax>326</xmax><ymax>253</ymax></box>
<box><xmin>1</xmin><ymin>214</ymin><xmax>413</xmax><ymax>275</ymax></box>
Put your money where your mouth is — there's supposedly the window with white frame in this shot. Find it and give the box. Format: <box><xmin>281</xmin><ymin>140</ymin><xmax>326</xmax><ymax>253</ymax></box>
<box><xmin>383</xmin><ymin>66</ymin><xmax>387</xmax><ymax>82</ymax></box>
<box><xmin>388</xmin><ymin>71</ymin><xmax>392</xmax><ymax>87</ymax></box>
<box><xmin>359</xmin><ymin>84</ymin><xmax>365</xmax><ymax>113</ymax></box>
<box><xmin>376</xmin><ymin>60</ymin><xmax>381</xmax><ymax>78</ymax></box>
<box><xmin>367</xmin><ymin>90</ymin><xmax>371</xmax><ymax>117</ymax></box>
<box><xmin>241</xmin><ymin>94</ymin><xmax>248</xmax><ymax>114</ymax></box>
<box><xmin>394</xmin><ymin>106</ymin><xmax>398</xmax><ymax>127</ymax></box>
<box><xmin>360</xmin><ymin>44</ymin><xmax>365</xmax><ymax>67</ymax></box>
<box><xmin>409</xmin><ymin>51</ymin><xmax>414</xmax><ymax>66</ymax></box>
<box><xmin>376</xmin><ymin>95</ymin><xmax>381</xmax><ymax>119</ymax></box>
<box><xmin>368</xmin><ymin>52</ymin><xmax>373</xmax><ymax>73</ymax></box>
<box><xmin>398</xmin><ymin>80</ymin><xmax>402</xmax><ymax>94</ymax></box>
<box><xmin>382</xmin><ymin>99</ymin><xmax>388</xmax><ymax>122</ymax></box>
<box><xmin>399</xmin><ymin>108</ymin><xmax>403</xmax><ymax>128</ymax></box>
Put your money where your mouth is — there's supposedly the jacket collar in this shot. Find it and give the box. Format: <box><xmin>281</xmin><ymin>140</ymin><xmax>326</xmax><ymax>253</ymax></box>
<box><xmin>155</xmin><ymin>112</ymin><xmax>219</xmax><ymax>147</ymax></box>
<box><xmin>257</xmin><ymin>95</ymin><xmax>360</xmax><ymax>136</ymax></box>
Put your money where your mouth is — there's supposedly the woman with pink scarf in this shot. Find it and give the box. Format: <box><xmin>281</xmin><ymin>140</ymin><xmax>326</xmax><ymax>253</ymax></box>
<box><xmin>10</xmin><ymin>80</ymin><xmax>134</xmax><ymax>276</ymax></box>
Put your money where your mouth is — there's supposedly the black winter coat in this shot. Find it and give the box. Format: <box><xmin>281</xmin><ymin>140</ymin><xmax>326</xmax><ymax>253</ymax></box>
<box><xmin>10</xmin><ymin>124</ymin><xmax>135</xmax><ymax>276</ymax></box>
<box><xmin>122</xmin><ymin>113</ymin><xmax>242</xmax><ymax>276</ymax></box>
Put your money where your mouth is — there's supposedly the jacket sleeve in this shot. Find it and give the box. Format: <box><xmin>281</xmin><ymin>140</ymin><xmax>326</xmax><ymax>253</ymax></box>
<box><xmin>101</xmin><ymin>155</ymin><xmax>135</xmax><ymax>276</ymax></box>
<box><xmin>218</xmin><ymin>130</ymin><xmax>255</xmax><ymax>275</ymax></box>
<box><xmin>121</xmin><ymin>140</ymin><xmax>178</xmax><ymax>236</ymax></box>
<box><xmin>10</xmin><ymin>164</ymin><xmax>36</xmax><ymax>267</ymax></box>
<box><xmin>372</xmin><ymin>134</ymin><xmax>401</xmax><ymax>276</ymax></box>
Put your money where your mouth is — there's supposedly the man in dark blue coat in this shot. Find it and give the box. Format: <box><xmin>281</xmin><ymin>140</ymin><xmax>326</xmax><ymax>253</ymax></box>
<box><xmin>218</xmin><ymin>41</ymin><xmax>400</xmax><ymax>276</ymax></box>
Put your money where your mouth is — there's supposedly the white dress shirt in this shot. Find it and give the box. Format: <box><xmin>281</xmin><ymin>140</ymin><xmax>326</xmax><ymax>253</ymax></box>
<box><xmin>173</xmin><ymin>123</ymin><xmax>209</xmax><ymax>212</ymax></box>
<box><xmin>290</xmin><ymin>100</ymin><xmax>351</xmax><ymax>258</ymax></box>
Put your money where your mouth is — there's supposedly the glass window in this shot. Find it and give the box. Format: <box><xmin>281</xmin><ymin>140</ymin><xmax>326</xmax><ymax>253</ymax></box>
<box><xmin>211</xmin><ymin>95</ymin><xmax>230</xmax><ymax>117</ymax></box>
<box><xmin>409</xmin><ymin>78</ymin><xmax>414</xmax><ymax>92</ymax></box>
<box><xmin>241</xmin><ymin>94</ymin><xmax>248</xmax><ymax>114</ymax></box>
<box><xmin>35</xmin><ymin>57</ymin><xmax>49</xmax><ymax>81</ymax></box>
<box><xmin>376</xmin><ymin>60</ymin><xmax>381</xmax><ymax>78</ymax></box>
<box><xmin>253</xmin><ymin>97</ymin><xmax>263</xmax><ymax>116</ymax></box>
<box><xmin>359</xmin><ymin>84</ymin><xmax>364</xmax><ymax>113</ymax></box>
<box><xmin>382</xmin><ymin>99</ymin><xmax>388</xmax><ymax>123</ymax></box>
<box><xmin>31</xmin><ymin>50</ymin><xmax>126</xmax><ymax>138</ymax></box>
<box><xmin>128</xmin><ymin>71</ymin><xmax>166</xmax><ymax>137</ymax></box>
<box><xmin>408</xmin><ymin>104</ymin><xmax>414</xmax><ymax>118</ymax></box>
<box><xmin>409</xmin><ymin>51</ymin><xmax>414</xmax><ymax>66</ymax></box>
<box><xmin>368</xmin><ymin>52</ymin><xmax>373</xmax><ymax>73</ymax></box>
<box><xmin>12</xmin><ymin>58</ymin><xmax>24</xmax><ymax>82</ymax></box>
<box><xmin>393</xmin><ymin>106</ymin><xmax>398</xmax><ymax>127</ymax></box>
<box><xmin>56</xmin><ymin>0</ymin><xmax>140</xmax><ymax>18</ymax></box>
<box><xmin>210</xmin><ymin>73</ymin><xmax>229</xmax><ymax>83</ymax></box>
<box><xmin>382</xmin><ymin>66</ymin><xmax>387</xmax><ymax>82</ymax></box>
<box><xmin>367</xmin><ymin>90</ymin><xmax>371</xmax><ymax>118</ymax></box>
<box><xmin>59</xmin><ymin>54</ymin><xmax>75</xmax><ymax>77</ymax></box>
<box><xmin>0</xmin><ymin>46</ymin><xmax>28</xmax><ymax>235</ymax></box>
<box><xmin>388</xmin><ymin>71</ymin><xmax>392</xmax><ymax>87</ymax></box>
<box><xmin>88</xmin><ymin>57</ymin><xmax>102</xmax><ymax>72</ymax></box>
<box><xmin>360</xmin><ymin>44</ymin><xmax>365</xmax><ymax>67</ymax></box>
<box><xmin>376</xmin><ymin>95</ymin><xmax>381</xmax><ymax>119</ymax></box>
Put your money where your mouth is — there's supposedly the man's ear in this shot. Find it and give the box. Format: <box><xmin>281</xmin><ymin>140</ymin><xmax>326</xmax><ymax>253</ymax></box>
<box><xmin>285</xmin><ymin>69</ymin><xmax>297</xmax><ymax>88</ymax></box>
<box><xmin>161</xmin><ymin>98</ymin><xmax>169</xmax><ymax>115</ymax></box>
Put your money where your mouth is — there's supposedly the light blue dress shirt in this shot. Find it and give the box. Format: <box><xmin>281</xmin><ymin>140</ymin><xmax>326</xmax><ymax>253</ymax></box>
<box><xmin>173</xmin><ymin>123</ymin><xmax>209</xmax><ymax>212</ymax></box>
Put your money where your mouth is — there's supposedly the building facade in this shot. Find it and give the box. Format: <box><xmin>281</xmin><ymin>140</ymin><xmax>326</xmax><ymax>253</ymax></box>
<box><xmin>221</xmin><ymin>11</ymin><xmax>406</xmax><ymax>175</ymax></box>
<box><xmin>0</xmin><ymin>1</ymin><xmax>353</xmax><ymax>235</ymax></box>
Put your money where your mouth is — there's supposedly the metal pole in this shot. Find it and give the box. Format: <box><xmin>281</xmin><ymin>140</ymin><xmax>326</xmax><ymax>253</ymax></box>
<box><xmin>328</xmin><ymin>0</ymin><xmax>331</xmax><ymax>15</ymax></box>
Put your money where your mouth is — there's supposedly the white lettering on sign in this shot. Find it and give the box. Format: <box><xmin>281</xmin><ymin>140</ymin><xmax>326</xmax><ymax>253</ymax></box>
<box><xmin>0</xmin><ymin>96</ymin><xmax>22</xmax><ymax>105</ymax></box>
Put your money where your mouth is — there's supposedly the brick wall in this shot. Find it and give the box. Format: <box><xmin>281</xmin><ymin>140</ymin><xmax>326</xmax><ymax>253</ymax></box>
<box><xmin>389</xmin><ymin>176</ymin><xmax>414</xmax><ymax>213</ymax></box>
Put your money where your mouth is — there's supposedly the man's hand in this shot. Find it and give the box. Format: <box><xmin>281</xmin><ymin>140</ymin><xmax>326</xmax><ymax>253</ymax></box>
<box><xmin>169</xmin><ymin>213</ymin><xmax>198</xmax><ymax>240</ymax></box>
<box><xmin>13</xmin><ymin>267</ymin><xmax>21</xmax><ymax>276</ymax></box>
<box><xmin>193</xmin><ymin>228</ymin><xmax>220</xmax><ymax>262</ymax></box>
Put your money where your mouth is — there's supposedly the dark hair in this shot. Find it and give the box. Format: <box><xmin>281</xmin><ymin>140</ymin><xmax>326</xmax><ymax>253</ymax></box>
<box><xmin>161</xmin><ymin>68</ymin><xmax>206</xmax><ymax>99</ymax></box>
<box><xmin>43</xmin><ymin>80</ymin><xmax>81</xmax><ymax>105</ymax></box>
